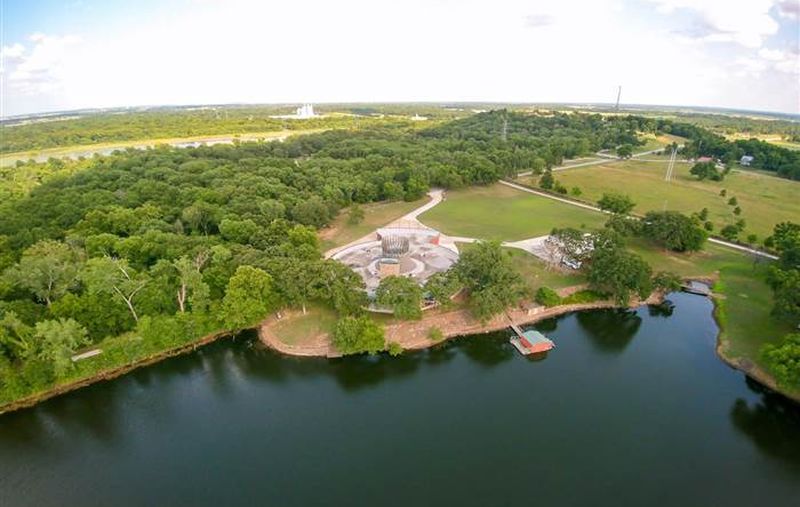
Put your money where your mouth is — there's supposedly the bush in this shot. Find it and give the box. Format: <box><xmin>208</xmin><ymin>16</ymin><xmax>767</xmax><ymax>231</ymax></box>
<box><xmin>332</xmin><ymin>316</ymin><xmax>385</xmax><ymax>355</ymax></box>
<box><xmin>761</xmin><ymin>333</ymin><xmax>800</xmax><ymax>388</ymax></box>
<box><xmin>535</xmin><ymin>287</ymin><xmax>561</xmax><ymax>307</ymax></box>
<box><xmin>428</xmin><ymin>327</ymin><xmax>444</xmax><ymax>342</ymax></box>
<box><xmin>387</xmin><ymin>342</ymin><xmax>404</xmax><ymax>356</ymax></box>
<box><xmin>652</xmin><ymin>271</ymin><xmax>682</xmax><ymax>292</ymax></box>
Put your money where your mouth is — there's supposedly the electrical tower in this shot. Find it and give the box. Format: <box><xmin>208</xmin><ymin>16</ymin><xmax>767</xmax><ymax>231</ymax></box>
<box><xmin>664</xmin><ymin>146</ymin><xmax>677</xmax><ymax>182</ymax></box>
<box><xmin>615</xmin><ymin>86</ymin><xmax>621</xmax><ymax>111</ymax></box>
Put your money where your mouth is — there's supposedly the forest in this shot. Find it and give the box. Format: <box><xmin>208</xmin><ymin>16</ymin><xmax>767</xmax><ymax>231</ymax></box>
<box><xmin>0</xmin><ymin>111</ymin><xmax>648</xmax><ymax>403</ymax></box>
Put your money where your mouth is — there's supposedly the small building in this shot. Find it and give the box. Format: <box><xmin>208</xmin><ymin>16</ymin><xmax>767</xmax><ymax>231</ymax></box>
<box><xmin>510</xmin><ymin>330</ymin><xmax>555</xmax><ymax>355</ymax></box>
<box><xmin>740</xmin><ymin>155</ymin><xmax>754</xmax><ymax>166</ymax></box>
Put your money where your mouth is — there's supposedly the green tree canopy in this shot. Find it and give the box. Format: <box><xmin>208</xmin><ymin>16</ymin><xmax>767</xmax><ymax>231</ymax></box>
<box><xmin>33</xmin><ymin>318</ymin><xmax>89</xmax><ymax>378</ymax></box>
<box><xmin>761</xmin><ymin>333</ymin><xmax>800</xmax><ymax>388</ymax></box>
<box><xmin>454</xmin><ymin>241</ymin><xmax>526</xmax><ymax>320</ymax></box>
<box><xmin>598</xmin><ymin>192</ymin><xmax>636</xmax><ymax>215</ymax></box>
<box><xmin>221</xmin><ymin>265</ymin><xmax>280</xmax><ymax>329</ymax></box>
<box><xmin>588</xmin><ymin>246</ymin><xmax>653</xmax><ymax>305</ymax></box>
<box><xmin>3</xmin><ymin>240</ymin><xmax>81</xmax><ymax>307</ymax></box>
<box><xmin>332</xmin><ymin>315</ymin><xmax>385</xmax><ymax>355</ymax></box>
<box><xmin>641</xmin><ymin>211</ymin><xmax>707</xmax><ymax>252</ymax></box>
<box><xmin>689</xmin><ymin>161</ymin><xmax>723</xmax><ymax>181</ymax></box>
<box><xmin>375</xmin><ymin>276</ymin><xmax>423</xmax><ymax>320</ymax></box>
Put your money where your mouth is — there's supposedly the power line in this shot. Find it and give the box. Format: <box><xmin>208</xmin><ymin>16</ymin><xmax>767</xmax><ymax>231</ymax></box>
<box><xmin>664</xmin><ymin>146</ymin><xmax>677</xmax><ymax>182</ymax></box>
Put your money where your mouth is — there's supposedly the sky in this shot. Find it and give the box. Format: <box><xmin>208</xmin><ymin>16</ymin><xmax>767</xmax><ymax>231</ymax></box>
<box><xmin>1</xmin><ymin>0</ymin><xmax>798</xmax><ymax>117</ymax></box>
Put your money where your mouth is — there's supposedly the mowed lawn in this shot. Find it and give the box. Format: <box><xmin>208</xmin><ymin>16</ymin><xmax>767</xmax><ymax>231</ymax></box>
<box><xmin>319</xmin><ymin>197</ymin><xmax>426</xmax><ymax>250</ymax></box>
<box><xmin>551</xmin><ymin>159</ymin><xmax>800</xmax><ymax>240</ymax></box>
<box><xmin>419</xmin><ymin>183</ymin><xmax>606</xmax><ymax>241</ymax></box>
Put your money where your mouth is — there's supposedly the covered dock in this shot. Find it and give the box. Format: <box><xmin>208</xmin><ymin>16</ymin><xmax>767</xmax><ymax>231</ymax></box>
<box><xmin>509</xmin><ymin>329</ymin><xmax>555</xmax><ymax>356</ymax></box>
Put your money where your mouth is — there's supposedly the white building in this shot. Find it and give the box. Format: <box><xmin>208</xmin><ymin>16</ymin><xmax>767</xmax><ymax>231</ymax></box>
<box><xmin>740</xmin><ymin>155</ymin><xmax>754</xmax><ymax>166</ymax></box>
<box><xmin>295</xmin><ymin>104</ymin><xmax>315</xmax><ymax>118</ymax></box>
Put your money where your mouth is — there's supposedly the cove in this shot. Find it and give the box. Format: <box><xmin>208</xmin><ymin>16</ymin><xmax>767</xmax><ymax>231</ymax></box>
<box><xmin>1</xmin><ymin>292</ymin><xmax>798</xmax><ymax>507</ymax></box>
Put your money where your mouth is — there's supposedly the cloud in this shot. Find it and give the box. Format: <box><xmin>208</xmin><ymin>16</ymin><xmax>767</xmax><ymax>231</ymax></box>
<box><xmin>525</xmin><ymin>14</ymin><xmax>554</xmax><ymax>28</ymax></box>
<box><xmin>648</xmin><ymin>0</ymin><xmax>781</xmax><ymax>48</ymax></box>
<box><xmin>5</xmin><ymin>34</ymin><xmax>80</xmax><ymax>95</ymax></box>
<box><xmin>776</xmin><ymin>0</ymin><xmax>800</xmax><ymax>19</ymax></box>
<box><xmin>758</xmin><ymin>47</ymin><xmax>800</xmax><ymax>74</ymax></box>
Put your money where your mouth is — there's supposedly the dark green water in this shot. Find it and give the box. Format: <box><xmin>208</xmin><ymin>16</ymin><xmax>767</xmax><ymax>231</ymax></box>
<box><xmin>1</xmin><ymin>293</ymin><xmax>799</xmax><ymax>507</ymax></box>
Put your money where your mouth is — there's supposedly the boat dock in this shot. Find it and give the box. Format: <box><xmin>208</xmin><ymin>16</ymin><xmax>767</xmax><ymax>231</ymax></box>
<box><xmin>507</xmin><ymin>316</ymin><xmax>555</xmax><ymax>355</ymax></box>
<box><xmin>680</xmin><ymin>283</ymin><xmax>711</xmax><ymax>296</ymax></box>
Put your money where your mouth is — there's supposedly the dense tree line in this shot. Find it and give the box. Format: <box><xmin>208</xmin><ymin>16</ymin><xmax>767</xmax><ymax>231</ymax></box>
<box><xmin>658</xmin><ymin>120</ymin><xmax>800</xmax><ymax>180</ymax></box>
<box><xmin>761</xmin><ymin>222</ymin><xmax>800</xmax><ymax>388</ymax></box>
<box><xmin>0</xmin><ymin>111</ymin><xmax>648</xmax><ymax>400</ymax></box>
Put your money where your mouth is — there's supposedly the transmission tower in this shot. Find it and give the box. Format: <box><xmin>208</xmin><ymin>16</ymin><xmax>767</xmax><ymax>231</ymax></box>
<box><xmin>664</xmin><ymin>146</ymin><xmax>677</xmax><ymax>182</ymax></box>
<box><xmin>615</xmin><ymin>85</ymin><xmax>622</xmax><ymax>111</ymax></box>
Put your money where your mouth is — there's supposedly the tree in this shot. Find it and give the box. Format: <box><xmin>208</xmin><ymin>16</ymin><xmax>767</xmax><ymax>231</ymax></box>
<box><xmin>347</xmin><ymin>204</ymin><xmax>365</xmax><ymax>225</ymax></box>
<box><xmin>50</xmin><ymin>292</ymin><xmax>134</xmax><ymax>341</ymax></box>
<box><xmin>761</xmin><ymin>333</ymin><xmax>800</xmax><ymax>388</ymax></box>
<box><xmin>221</xmin><ymin>265</ymin><xmax>280</xmax><ymax>329</ymax></box>
<box><xmin>587</xmin><ymin>246</ymin><xmax>653</xmax><ymax>305</ymax></box>
<box><xmin>733</xmin><ymin>206</ymin><xmax>742</xmax><ymax>216</ymax></box>
<box><xmin>641</xmin><ymin>211</ymin><xmax>707</xmax><ymax>252</ymax></box>
<box><xmin>3</xmin><ymin>240</ymin><xmax>81</xmax><ymax>307</ymax></box>
<box><xmin>539</xmin><ymin>170</ymin><xmax>554</xmax><ymax>190</ymax></box>
<box><xmin>173</xmin><ymin>253</ymin><xmax>210</xmax><ymax>313</ymax></box>
<box><xmin>80</xmin><ymin>257</ymin><xmax>149</xmax><ymax>322</ymax></box>
<box><xmin>616</xmin><ymin>144</ymin><xmax>633</xmax><ymax>159</ymax></box>
<box><xmin>550</xmin><ymin>228</ymin><xmax>596</xmax><ymax>264</ymax></box>
<box><xmin>332</xmin><ymin>315</ymin><xmax>385</xmax><ymax>355</ymax></box>
<box><xmin>454</xmin><ymin>241</ymin><xmax>526</xmax><ymax>320</ymax></box>
<box><xmin>182</xmin><ymin>201</ymin><xmax>218</xmax><ymax>235</ymax></box>
<box><xmin>720</xmin><ymin>189</ymin><xmax>727</xmax><ymax>197</ymax></box>
<box><xmin>424</xmin><ymin>271</ymin><xmax>460</xmax><ymax>307</ymax></box>
<box><xmin>652</xmin><ymin>271</ymin><xmax>682</xmax><ymax>292</ymax></box>
<box><xmin>768</xmin><ymin>222</ymin><xmax>800</xmax><ymax>269</ymax></box>
<box><xmin>0</xmin><ymin>311</ymin><xmax>35</xmax><ymax>360</ymax></box>
<box><xmin>698</xmin><ymin>208</ymin><xmax>709</xmax><ymax>221</ymax></box>
<box><xmin>720</xmin><ymin>224</ymin><xmax>740</xmax><ymax>241</ymax></box>
<box><xmin>598</xmin><ymin>192</ymin><xmax>635</xmax><ymax>215</ymax></box>
<box><xmin>571</xmin><ymin>187</ymin><xmax>582</xmax><ymax>197</ymax></box>
<box><xmin>33</xmin><ymin>318</ymin><xmax>89</xmax><ymax>378</ymax></box>
<box><xmin>767</xmin><ymin>267</ymin><xmax>800</xmax><ymax>322</ymax></box>
<box><xmin>375</xmin><ymin>276</ymin><xmax>422</xmax><ymax>319</ymax></box>
<box><xmin>728</xmin><ymin>196</ymin><xmax>738</xmax><ymax>206</ymax></box>
<box><xmin>690</xmin><ymin>161</ymin><xmax>723</xmax><ymax>181</ymax></box>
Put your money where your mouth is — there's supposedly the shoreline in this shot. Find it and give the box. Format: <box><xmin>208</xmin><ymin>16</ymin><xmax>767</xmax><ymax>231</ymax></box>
<box><xmin>3</xmin><ymin>290</ymin><xmax>797</xmax><ymax>415</ymax></box>
<box><xmin>0</xmin><ymin>328</ymin><xmax>233</xmax><ymax>415</ymax></box>
<box><xmin>258</xmin><ymin>292</ymin><xmax>666</xmax><ymax>358</ymax></box>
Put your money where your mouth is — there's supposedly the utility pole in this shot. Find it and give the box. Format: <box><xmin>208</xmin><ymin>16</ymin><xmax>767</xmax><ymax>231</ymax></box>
<box><xmin>615</xmin><ymin>85</ymin><xmax>622</xmax><ymax>111</ymax></box>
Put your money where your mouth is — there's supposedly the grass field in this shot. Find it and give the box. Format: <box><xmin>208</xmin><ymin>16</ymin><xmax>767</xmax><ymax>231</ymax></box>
<box><xmin>419</xmin><ymin>184</ymin><xmax>606</xmax><ymax>241</ymax></box>
<box><xmin>506</xmin><ymin>248</ymin><xmax>586</xmax><ymax>291</ymax></box>
<box><xmin>319</xmin><ymin>198</ymin><xmax>426</xmax><ymax>251</ymax></box>
<box><xmin>547</xmin><ymin>159</ymin><xmax>800</xmax><ymax>240</ymax></box>
<box><xmin>271</xmin><ymin>305</ymin><xmax>338</xmax><ymax>345</ymax></box>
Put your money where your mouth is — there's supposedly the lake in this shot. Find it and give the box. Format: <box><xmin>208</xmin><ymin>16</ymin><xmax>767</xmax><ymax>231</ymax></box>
<box><xmin>1</xmin><ymin>292</ymin><xmax>799</xmax><ymax>506</ymax></box>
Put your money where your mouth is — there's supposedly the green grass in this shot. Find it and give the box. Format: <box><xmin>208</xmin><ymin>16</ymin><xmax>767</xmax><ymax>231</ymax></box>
<box><xmin>550</xmin><ymin>159</ymin><xmax>800</xmax><ymax>240</ymax></box>
<box><xmin>270</xmin><ymin>305</ymin><xmax>338</xmax><ymax>345</ymax></box>
<box><xmin>506</xmin><ymin>248</ymin><xmax>585</xmax><ymax>291</ymax></box>
<box><xmin>420</xmin><ymin>184</ymin><xmax>606</xmax><ymax>241</ymax></box>
<box><xmin>320</xmin><ymin>198</ymin><xmax>426</xmax><ymax>251</ymax></box>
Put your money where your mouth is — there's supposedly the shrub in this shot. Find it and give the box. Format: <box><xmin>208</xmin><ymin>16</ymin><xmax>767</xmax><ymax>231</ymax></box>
<box><xmin>761</xmin><ymin>333</ymin><xmax>800</xmax><ymax>388</ymax></box>
<box><xmin>535</xmin><ymin>287</ymin><xmax>561</xmax><ymax>307</ymax></box>
<box><xmin>387</xmin><ymin>342</ymin><xmax>404</xmax><ymax>356</ymax></box>
<box><xmin>428</xmin><ymin>326</ymin><xmax>444</xmax><ymax>342</ymax></box>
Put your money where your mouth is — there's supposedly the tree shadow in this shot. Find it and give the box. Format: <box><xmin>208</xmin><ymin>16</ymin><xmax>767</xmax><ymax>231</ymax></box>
<box><xmin>729</xmin><ymin>377</ymin><xmax>800</xmax><ymax>467</ymax></box>
<box><xmin>647</xmin><ymin>299</ymin><xmax>675</xmax><ymax>318</ymax></box>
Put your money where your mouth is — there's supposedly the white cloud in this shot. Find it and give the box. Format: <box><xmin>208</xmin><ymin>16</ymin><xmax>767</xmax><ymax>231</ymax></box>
<box><xmin>1</xmin><ymin>0</ymin><xmax>798</xmax><ymax>115</ymax></box>
<box><xmin>648</xmin><ymin>0</ymin><xmax>780</xmax><ymax>48</ymax></box>
<box><xmin>5</xmin><ymin>34</ymin><xmax>81</xmax><ymax>95</ymax></box>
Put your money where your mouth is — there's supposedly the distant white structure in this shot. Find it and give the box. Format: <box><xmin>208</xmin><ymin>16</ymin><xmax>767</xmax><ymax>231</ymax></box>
<box><xmin>410</xmin><ymin>113</ymin><xmax>428</xmax><ymax>121</ymax></box>
<box><xmin>296</xmin><ymin>103</ymin><xmax>315</xmax><ymax>118</ymax></box>
<box><xmin>740</xmin><ymin>155</ymin><xmax>754</xmax><ymax>166</ymax></box>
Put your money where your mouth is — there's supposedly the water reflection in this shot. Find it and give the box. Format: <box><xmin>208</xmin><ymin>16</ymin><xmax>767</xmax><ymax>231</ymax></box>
<box><xmin>730</xmin><ymin>377</ymin><xmax>800</xmax><ymax>467</ymax></box>
<box><xmin>575</xmin><ymin>308</ymin><xmax>642</xmax><ymax>353</ymax></box>
<box><xmin>647</xmin><ymin>300</ymin><xmax>675</xmax><ymax>318</ymax></box>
